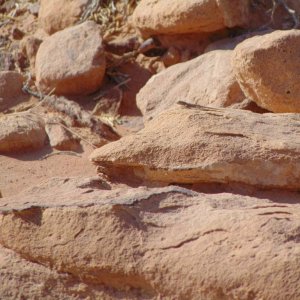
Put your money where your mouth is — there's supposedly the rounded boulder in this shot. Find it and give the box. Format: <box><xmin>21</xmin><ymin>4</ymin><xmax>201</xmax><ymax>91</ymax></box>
<box><xmin>233</xmin><ymin>30</ymin><xmax>300</xmax><ymax>113</ymax></box>
<box><xmin>35</xmin><ymin>21</ymin><xmax>106</xmax><ymax>96</ymax></box>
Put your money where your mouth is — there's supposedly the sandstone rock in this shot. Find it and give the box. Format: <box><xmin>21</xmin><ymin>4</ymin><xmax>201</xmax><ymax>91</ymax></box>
<box><xmin>0</xmin><ymin>113</ymin><xmax>46</xmax><ymax>153</ymax></box>
<box><xmin>36</xmin><ymin>21</ymin><xmax>106</xmax><ymax>96</ymax></box>
<box><xmin>20</xmin><ymin>35</ymin><xmax>43</xmax><ymax>72</ymax></box>
<box><xmin>216</xmin><ymin>0</ymin><xmax>249</xmax><ymax>28</ymax></box>
<box><xmin>233</xmin><ymin>29</ymin><xmax>300</xmax><ymax>113</ymax></box>
<box><xmin>0</xmin><ymin>177</ymin><xmax>300</xmax><ymax>299</ymax></box>
<box><xmin>0</xmin><ymin>71</ymin><xmax>26</xmax><ymax>112</ymax></box>
<box><xmin>132</xmin><ymin>0</ymin><xmax>251</xmax><ymax>37</ymax></box>
<box><xmin>45</xmin><ymin>122</ymin><xmax>80</xmax><ymax>151</ymax></box>
<box><xmin>0</xmin><ymin>245</ymin><xmax>117</xmax><ymax>299</ymax></box>
<box><xmin>39</xmin><ymin>0</ymin><xmax>90</xmax><ymax>35</ymax></box>
<box><xmin>91</xmin><ymin>103</ymin><xmax>300</xmax><ymax>190</ymax></box>
<box><xmin>137</xmin><ymin>50</ymin><xmax>245</xmax><ymax>121</ymax></box>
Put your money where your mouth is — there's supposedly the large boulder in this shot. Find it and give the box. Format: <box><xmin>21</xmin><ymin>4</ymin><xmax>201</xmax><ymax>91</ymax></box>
<box><xmin>233</xmin><ymin>29</ymin><xmax>300</xmax><ymax>113</ymax></box>
<box><xmin>0</xmin><ymin>113</ymin><xmax>46</xmax><ymax>153</ymax></box>
<box><xmin>137</xmin><ymin>50</ymin><xmax>245</xmax><ymax>121</ymax></box>
<box><xmin>0</xmin><ymin>176</ymin><xmax>300</xmax><ymax>299</ymax></box>
<box><xmin>0</xmin><ymin>71</ymin><xmax>27</xmax><ymax>112</ymax></box>
<box><xmin>39</xmin><ymin>0</ymin><xmax>90</xmax><ymax>35</ymax></box>
<box><xmin>91</xmin><ymin>103</ymin><xmax>300</xmax><ymax>190</ymax></box>
<box><xmin>132</xmin><ymin>0</ymin><xmax>252</xmax><ymax>37</ymax></box>
<box><xmin>36</xmin><ymin>21</ymin><xmax>106</xmax><ymax>96</ymax></box>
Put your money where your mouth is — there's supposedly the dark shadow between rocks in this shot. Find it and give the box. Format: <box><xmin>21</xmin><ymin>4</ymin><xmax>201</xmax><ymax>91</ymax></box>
<box><xmin>180</xmin><ymin>182</ymin><xmax>300</xmax><ymax>205</ymax></box>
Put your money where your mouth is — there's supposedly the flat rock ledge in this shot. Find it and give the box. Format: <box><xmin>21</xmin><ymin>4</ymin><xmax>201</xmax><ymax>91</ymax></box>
<box><xmin>91</xmin><ymin>103</ymin><xmax>300</xmax><ymax>190</ymax></box>
<box><xmin>0</xmin><ymin>177</ymin><xmax>300</xmax><ymax>299</ymax></box>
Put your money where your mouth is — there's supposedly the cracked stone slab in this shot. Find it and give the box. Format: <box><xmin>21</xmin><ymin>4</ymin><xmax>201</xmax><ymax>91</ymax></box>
<box><xmin>0</xmin><ymin>176</ymin><xmax>300</xmax><ymax>299</ymax></box>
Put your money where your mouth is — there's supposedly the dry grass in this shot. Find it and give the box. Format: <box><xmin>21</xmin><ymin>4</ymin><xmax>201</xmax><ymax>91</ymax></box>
<box><xmin>77</xmin><ymin>0</ymin><xmax>140</xmax><ymax>39</ymax></box>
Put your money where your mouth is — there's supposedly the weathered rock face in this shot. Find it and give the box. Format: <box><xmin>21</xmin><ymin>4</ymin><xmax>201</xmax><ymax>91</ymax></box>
<box><xmin>132</xmin><ymin>0</ymin><xmax>251</xmax><ymax>37</ymax></box>
<box><xmin>0</xmin><ymin>246</ymin><xmax>114</xmax><ymax>300</ymax></box>
<box><xmin>36</xmin><ymin>21</ymin><xmax>106</xmax><ymax>96</ymax></box>
<box><xmin>39</xmin><ymin>0</ymin><xmax>90</xmax><ymax>35</ymax></box>
<box><xmin>45</xmin><ymin>123</ymin><xmax>80</xmax><ymax>151</ymax></box>
<box><xmin>0</xmin><ymin>113</ymin><xmax>46</xmax><ymax>153</ymax></box>
<box><xmin>133</xmin><ymin>0</ymin><xmax>223</xmax><ymax>37</ymax></box>
<box><xmin>137</xmin><ymin>50</ymin><xmax>245</xmax><ymax>121</ymax></box>
<box><xmin>20</xmin><ymin>35</ymin><xmax>43</xmax><ymax>73</ymax></box>
<box><xmin>233</xmin><ymin>29</ymin><xmax>300</xmax><ymax>113</ymax></box>
<box><xmin>0</xmin><ymin>71</ymin><xmax>26</xmax><ymax>112</ymax></box>
<box><xmin>0</xmin><ymin>177</ymin><xmax>300</xmax><ymax>300</ymax></box>
<box><xmin>91</xmin><ymin>103</ymin><xmax>300</xmax><ymax>190</ymax></box>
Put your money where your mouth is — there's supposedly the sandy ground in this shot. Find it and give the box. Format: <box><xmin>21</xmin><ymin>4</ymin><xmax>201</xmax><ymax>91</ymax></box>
<box><xmin>0</xmin><ymin>145</ymin><xmax>96</xmax><ymax>198</ymax></box>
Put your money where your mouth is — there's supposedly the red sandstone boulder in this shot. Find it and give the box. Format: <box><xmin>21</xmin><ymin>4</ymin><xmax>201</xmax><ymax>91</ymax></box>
<box><xmin>39</xmin><ymin>0</ymin><xmax>90</xmax><ymax>35</ymax></box>
<box><xmin>35</xmin><ymin>21</ymin><xmax>106</xmax><ymax>96</ymax></box>
<box><xmin>233</xmin><ymin>30</ymin><xmax>300</xmax><ymax>113</ymax></box>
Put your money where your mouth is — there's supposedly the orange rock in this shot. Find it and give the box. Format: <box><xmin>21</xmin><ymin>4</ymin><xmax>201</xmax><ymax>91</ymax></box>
<box><xmin>133</xmin><ymin>0</ymin><xmax>252</xmax><ymax>37</ymax></box>
<box><xmin>0</xmin><ymin>245</ymin><xmax>112</xmax><ymax>299</ymax></box>
<box><xmin>0</xmin><ymin>113</ymin><xmax>46</xmax><ymax>153</ymax></box>
<box><xmin>20</xmin><ymin>35</ymin><xmax>43</xmax><ymax>73</ymax></box>
<box><xmin>35</xmin><ymin>21</ymin><xmax>106</xmax><ymax>96</ymax></box>
<box><xmin>45</xmin><ymin>123</ymin><xmax>80</xmax><ymax>151</ymax></box>
<box><xmin>1</xmin><ymin>176</ymin><xmax>300</xmax><ymax>299</ymax></box>
<box><xmin>137</xmin><ymin>50</ymin><xmax>245</xmax><ymax>121</ymax></box>
<box><xmin>91</xmin><ymin>103</ymin><xmax>300</xmax><ymax>190</ymax></box>
<box><xmin>233</xmin><ymin>30</ymin><xmax>300</xmax><ymax>113</ymax></box>
<box><xmin>39</xmin><ymin>0</ymin><xmax>90</xmax><ymax>35</ymax></box>
<box><xmin>0</xmin><ymin>71</ymin><xmax>27</xmax><ymax>112</ymax></box>
<box><xmin>133</xmin><ymin>0</ymin><xmax>224</xmax><ymax>37</ymax></box>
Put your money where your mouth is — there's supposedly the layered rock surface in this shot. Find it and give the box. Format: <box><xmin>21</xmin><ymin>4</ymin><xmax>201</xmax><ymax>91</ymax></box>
<box><xmin>0</xmin><ymin>177</ymin><xmax>300</xmax><ymax>299</ymax></box>
<box><xmin>233</xmin><ymin>29</ymin><xmax>300</xmax><ymax>113</ymax></box>
<box><xmin>91</xmin><ymin>103</ymin><xmax>300</xmax><ymax>190</ymax></box>
<box><xmin>137</xmin><ymin>50</ymin><xmax>245</xmax><ymax>120</ymax></box>
<box><xmin>36</xmin><ymin>21</ymin><xmax>106</xmax><ymax>96</ymax></box>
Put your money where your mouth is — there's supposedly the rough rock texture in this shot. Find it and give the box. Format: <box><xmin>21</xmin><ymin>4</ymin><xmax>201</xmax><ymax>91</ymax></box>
<box><xmin>216</xmin><ymin>0</ymin><xmax>249</xmax><ymax>27</ymax></box>
<box><xmin>91</xmin><ymin>103</ymin><xmax>300</xmax><ymax>190</ymax></box>
<box><xmin>137</xmin><ymin>50</ymin><xmax>245</xmax><ymax>121</ymax></box>
<box><xmin>0</xmin><ymin>245</ymin><xmax>116</xmax><ymax>300</ymax></box>
<box><xmin>36</xmin><ymin>21</ymin><xmax>106</xmax><ymax>96</ymax></box>
<box><xmin>0</xmin><ymin>177</ymin><xmax>300</xmax><ymax>300</ymax></box>
<box><xmin>45</xmin><ymin>123</ymin><xmax>80</xmax><ymax>151</ymax></box>
<box><xmin>132</xmin><ymin>0</ymin><xmax>251</xmax><ymax>37</ymax></box>
<box><xmin>39</xmin><ymin>0</ymin><xmax>90</xmax><ymax>35</ymax></box>
<box><xmin>233</xmin><ymin>29</ymin><xmax>300</xmax><ymax>113</ymax></box>
<box><xmin>0</xmin><ymin>71</ymin><xmax>26</xmax><ymax>112</ymax></box>
<box><xmin>0</xmin><ymin>113</ymin><xmax>46</xmax><ymax>153</ymax></box>
<box><xmin>20</xmin><ymin>35</ymin><xmax>43</xmax><ymax>73</ymax></box>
